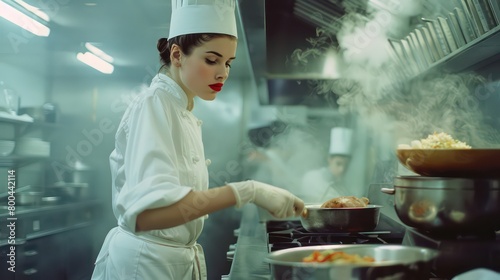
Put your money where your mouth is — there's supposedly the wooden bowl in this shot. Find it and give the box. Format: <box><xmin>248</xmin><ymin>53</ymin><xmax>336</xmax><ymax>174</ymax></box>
<box><xmin>396</xmin><ymin>149</ymin><xmax>500</xmax><ymax>178</ymax></box>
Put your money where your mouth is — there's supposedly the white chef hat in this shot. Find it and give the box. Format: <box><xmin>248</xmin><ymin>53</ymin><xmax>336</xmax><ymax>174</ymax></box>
<box><xmin>329</xmin><ymin>127</ymin><xmax>353</xmax><ymax>156</ymax></box>
<box><xmin>168</xmin><ymin>0</ymin><xmax>238</xmax><ymax>39</ymax></box>
<box><xmin>248</xmin><ymin>106</ymin><xmax>279</xmax><ymax>129</ymax></box>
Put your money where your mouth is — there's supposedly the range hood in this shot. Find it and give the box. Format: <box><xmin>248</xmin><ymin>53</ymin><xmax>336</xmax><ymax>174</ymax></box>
<box><xmin>238</xmin><ymin>0</ymin><xmax>357</xmax><ymax>107</ymax></box>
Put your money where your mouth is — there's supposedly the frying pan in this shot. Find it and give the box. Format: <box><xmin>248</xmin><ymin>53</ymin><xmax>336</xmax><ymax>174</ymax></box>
<box><xmin>300</xmin><ymin>204</ymin><xmax>382</xmax><ymax>232</ymax></box>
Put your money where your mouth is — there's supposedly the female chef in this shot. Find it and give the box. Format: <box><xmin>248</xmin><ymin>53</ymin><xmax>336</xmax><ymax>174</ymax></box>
<box><xmin>91</xmin><ymin>0</ymin><xmax>304</xmax><ymax>279</ymax></box>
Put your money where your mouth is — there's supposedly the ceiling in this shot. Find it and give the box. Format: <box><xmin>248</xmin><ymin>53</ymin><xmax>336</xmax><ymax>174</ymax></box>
<box><xmin>1</xmin><ymin>0</ymin><xmax>393</xmax><ymax>107</ymax></box>
<box><xmin>0</xmin><ymin>0</ymin><xmax>254</xmax><ymax>80</ymax></box>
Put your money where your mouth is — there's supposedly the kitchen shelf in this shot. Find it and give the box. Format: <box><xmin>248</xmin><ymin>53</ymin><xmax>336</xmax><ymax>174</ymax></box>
<box><xmin>0</xmin><ymin>155</ymin><xmax>49</xmax><ymax>167</ymax></box>
<box><xmin>0</xmin><ymin>114</ymin><xmax>33</xmax><ymax>125</ymax></box>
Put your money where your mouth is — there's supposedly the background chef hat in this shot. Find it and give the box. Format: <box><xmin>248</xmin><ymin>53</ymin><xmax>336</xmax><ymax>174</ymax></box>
<box><xmin>248</xmin><ymin>107</ymin><xmax>287</xmax><ymax>148</ymax></box>
<box><xmin>329</xmin><ymin>127</ymin><xmax>353</xmax><ymax>156</ymax></box>
<box><xmin>168</xmin><ymin>0</ymin><xmax>238</xmax><ymax>39</ymax></box>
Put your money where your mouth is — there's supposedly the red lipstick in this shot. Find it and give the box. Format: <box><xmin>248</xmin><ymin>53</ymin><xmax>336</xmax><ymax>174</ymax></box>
<box><xmin>209</xmin><ymin>83</ymin><xmax>223</xmax><ymax>92</ymax></box>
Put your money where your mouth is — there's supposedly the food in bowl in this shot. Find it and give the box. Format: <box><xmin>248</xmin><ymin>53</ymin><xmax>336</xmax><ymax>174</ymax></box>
<box><xmin>302</xmin><ymin>250</ymin><xmax>375</xmax><ymax>264</ymax></box>
<box><xmin>321</xmin><ymin>196</ymin><xmax>370</xmax><ymax>208</ymax></box>
<box><xmin>398</xmin><ymin>132</ymin><xmax>471</xmax><ymax>149</ymax></box>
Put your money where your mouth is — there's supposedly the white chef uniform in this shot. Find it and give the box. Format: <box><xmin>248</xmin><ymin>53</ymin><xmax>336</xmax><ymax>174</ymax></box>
<box><xmin>91</xmin><ymin>74</ymin><xmax>210</xmax><ymax>280</ymax></box>
<box><xmin>298</xmin><ymin>127</ymin><xmax>352</xmax><ymax>204</ymax></box>
<box><xmin>300</xmin><ymin>167</ymin><xmax>347</xmax><ymax>204</ymax></box>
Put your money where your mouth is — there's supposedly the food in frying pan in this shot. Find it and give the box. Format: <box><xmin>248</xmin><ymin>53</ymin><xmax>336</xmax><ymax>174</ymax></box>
<box><xmin>302</xmin><ymin>250</ymin><xmax>375</xmax><ymax>264</ymax></box>
<box><xmin>321</xmin><ymin>196</ymin><xmax>370</xmax><ymax>208</ymax></box>
<box><xmin>398</xmin><ymin>132</ymin><xmax>471</xmax><ymax>149</ymax></box>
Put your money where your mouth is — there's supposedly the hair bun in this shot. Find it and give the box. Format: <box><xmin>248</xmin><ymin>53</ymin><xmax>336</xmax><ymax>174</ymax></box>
<box><xmin>157</xmin><ymin>38</ymin><xmax>169</xmax><ymax>53</ymax></box>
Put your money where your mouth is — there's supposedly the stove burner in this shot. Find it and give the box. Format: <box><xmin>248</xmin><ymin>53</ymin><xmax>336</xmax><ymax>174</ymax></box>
<box><xmin>266</xmin><ymin>217</ymin><xmax>405</xmax><ymax>252</ymax></box>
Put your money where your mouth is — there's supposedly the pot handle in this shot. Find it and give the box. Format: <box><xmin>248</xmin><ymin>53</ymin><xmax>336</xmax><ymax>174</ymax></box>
<box><xmin>380</xmin><ymin>188</ymin><xmax>395</xmax><ymax>195</ymax></box>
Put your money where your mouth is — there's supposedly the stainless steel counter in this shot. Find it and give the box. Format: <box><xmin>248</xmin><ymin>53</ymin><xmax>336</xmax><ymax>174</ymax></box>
<box><xmin>229</xmin><ymin>204</ymin><xmax>271</xmax><ymax>280</ymax></box>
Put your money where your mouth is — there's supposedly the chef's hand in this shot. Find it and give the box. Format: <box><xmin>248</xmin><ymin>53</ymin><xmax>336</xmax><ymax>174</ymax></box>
<box><xmin>228</xmin><ymin>180</ymin><xmax>305</xmax><ymax>219</ymax></box>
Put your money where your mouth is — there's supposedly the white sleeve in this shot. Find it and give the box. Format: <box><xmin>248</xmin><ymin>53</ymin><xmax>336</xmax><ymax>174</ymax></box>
<box><xmin>115</xmin><ymin>93</ymin><xmax>192</xmax><ymax>232</ymax></box>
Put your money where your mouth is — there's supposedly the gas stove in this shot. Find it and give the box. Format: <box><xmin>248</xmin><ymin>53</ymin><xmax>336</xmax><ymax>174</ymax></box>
<box><xmin>264</xmin><ymin>184</ymin><xmax>500</xmax><ymax>279</ymax></box>
<box><xmin>265</xmin><ymin>213</ymin><xmax>406</xmax><ymax>252</ymax></box>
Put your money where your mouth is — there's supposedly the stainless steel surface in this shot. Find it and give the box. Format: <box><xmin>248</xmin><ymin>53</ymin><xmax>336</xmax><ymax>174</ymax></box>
<box><xmin>228</xmin><ymin>205</ymin><xmax>272</xmax><ymax>280</ymax></box>
<box><xmin>384</xmin><ymin>176</ymin><xmax>500</xmax><ymax>233</ymax></box>
<box><xmin>17</xmin><ymin>191</ymin><xmax>43</xmax><ymax>206</ymax></box>
<box><xmin>421</xmin><ymin>26</ymin><xmax>440</xmax><ymax>62</ymax></box>
<box><xmin>448</xmin><ymin>12</ymin><xmax>466</xmax><ymax>47</ymax></box>
<box><xmin>438</xmin><ymin>16</ymin><xmax>458</xmax><ymax>52</ymax></box>
<box><xmin>454</xmin><ymin>7</ymin><xmax>476</xmax><ymax>43</ymax></box>
<box><xmin>460</xmin><ymin>0</ymin><xmax>482</xmax><ymax>37</ymax></box>
<box><xmin>415</xmin><ymin>29</ymin><xmax>434</xmax><ymax>66</ymax></box>
<box><xmin>300</xmin><ymin>205</ymin><xmax>382</xmax><ymax>233</ymax></box>
<box><xmin>41</xmin><ymin>196</ymin><xmax>61</xmax><ymax>206</ymax></box>
<box><xmin>425</xmin><ymin>21</ymin><xmax>446</xmax><ymax>59</ymax></box>
<box><xmin>0</xmin><ymin>184</ymin><xmax>32</xmax><ymax>198</ymax></box>
<box><xmin>52</xmin><ymin>182</ymin><xmax>90</xmax><ymax>200</ymax></box>
<box><xmin>467</xmin><ymin>0</ymin><xmax>486</xmax><ymax>35</ymax></box>
<box><xmin>265</xmin><ymin>244</ymin><xmax>438</xmax><ymax>280</ymax></box>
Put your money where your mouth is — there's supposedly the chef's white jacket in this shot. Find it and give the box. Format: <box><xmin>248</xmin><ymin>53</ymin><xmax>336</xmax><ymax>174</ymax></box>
<box><xmin>92</xmin><ymin>74</ymin><xmax>210</xmax><ymax>280</ymax></box>
<box><xmin>298</xmin><ymin>167</ymin><xmax>346</xmax><ymax>204</ymax></box>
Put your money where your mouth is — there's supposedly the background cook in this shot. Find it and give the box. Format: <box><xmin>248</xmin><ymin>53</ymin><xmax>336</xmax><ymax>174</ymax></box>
<box><xmin>298</xmin><ymin>127</ymin><xmax>353</xmax><ymax>204</ymax></box>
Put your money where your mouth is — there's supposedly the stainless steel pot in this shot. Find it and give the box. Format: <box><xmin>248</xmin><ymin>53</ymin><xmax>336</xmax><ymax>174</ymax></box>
<box><xmin>265</xmin><ymin>244</ymin><xmax>438</xmax><ymax>280</ymax></box>
<box><xmin>381</xmin><ymin>176</ymin><xmax>500</xmax><ymax>233</ymax></box>
<box><xmin>300</xmin><ymin>205</ymin><xmax>382</xmax><ymax>232</ymax></box>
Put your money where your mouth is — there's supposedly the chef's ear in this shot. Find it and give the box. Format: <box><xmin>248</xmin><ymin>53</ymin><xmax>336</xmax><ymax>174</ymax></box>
<box><xmin>170</xmin><ymin>44</ymin><xmax>182</xmax><ymax>67</ymax></box>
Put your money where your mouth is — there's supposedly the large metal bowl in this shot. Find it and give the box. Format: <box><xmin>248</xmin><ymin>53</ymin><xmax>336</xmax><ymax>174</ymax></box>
<box><xmin>396</xmin><ymin>148</ymin><xmax>500</xmax><ymax>178</ymax></box>
<box><xmin>382</xmin><ymin>176</ymin><xmax>500</xmax><ymax>233</ymax></box>
<box><xmin>300</xmin><ymin>205</ymin><xmax>382</xmax><ymax>233</ymax></box>
<box><xmin>265</xmin><ymin>244</ymin><xmax>438</xmax><ymax>280</ymax></box>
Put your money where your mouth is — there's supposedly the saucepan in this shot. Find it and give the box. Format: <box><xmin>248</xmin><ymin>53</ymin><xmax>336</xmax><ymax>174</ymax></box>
<box><xmin>381</xmin><ymin>176</ymin><xmax>500</xmax><ymax>233</ymax></box>
<box><xmin>265</xmin><ymin>244</ymin><xmax>438</xmax><ymax>280</ymax></box>
<box><xmin>300</xmin><ymin>204</ymin><xmax>382</xmax><ymax>232</ymax></box>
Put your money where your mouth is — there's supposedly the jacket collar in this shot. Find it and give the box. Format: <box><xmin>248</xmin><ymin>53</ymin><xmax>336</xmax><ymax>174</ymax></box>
<box><xmin>152</xmin><ymin>73</ymin><xmax>190</xmax><ymax>110</ymax></box>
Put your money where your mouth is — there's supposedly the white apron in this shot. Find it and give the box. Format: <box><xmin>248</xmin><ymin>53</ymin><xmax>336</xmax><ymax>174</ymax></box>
<box><xmin>91</xmin><ymin>226</ymin><xmax>206</xmax><ymax>280</ymax></box>
<box><xmin>92</xmin><ymin>74</ymin><xmax>210</xmax><ymax>280</ymax></box>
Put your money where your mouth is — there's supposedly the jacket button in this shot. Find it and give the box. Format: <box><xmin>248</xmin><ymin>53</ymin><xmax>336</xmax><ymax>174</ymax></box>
<box><xmin>192</xmin><ymin>155</ymin><xmax>200</xmax><ymax>163</ymax></box>
<box><xmin>205</xmin><ymin>159</ymin><xmax>211</xmax><ymax>166</ymax></box>
<box><xmin>197</xmin><ymin>120</ymin><xmax>203</xmax><ymax>126</ymax></box>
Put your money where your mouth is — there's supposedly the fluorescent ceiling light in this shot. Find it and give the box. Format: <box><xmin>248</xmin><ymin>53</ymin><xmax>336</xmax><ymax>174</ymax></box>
<box><xmin>13</xmin><ymin>0</ymin><xmax>50</xmax><ymax>22</ymax></box>
<box><xmin>0</xmin><ymin>1</ymin><xmax>50</xmax><ymax>37</ymax></box>
<box><xmin>77</xmin><ymin>52</ymin><xmax>114</xmax><ymax>74</ymax></box>
<box><xmin>85</xmin><ymin>42</ymin><xmax>114</xmax><ymax>63</ymax></box>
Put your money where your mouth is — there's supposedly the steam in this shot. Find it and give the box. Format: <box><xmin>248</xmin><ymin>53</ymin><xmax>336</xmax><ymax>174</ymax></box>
<box><xmin>291</xmin><ymin>0</ymin><xmax>500</xmax><ymax>148</ymax></box>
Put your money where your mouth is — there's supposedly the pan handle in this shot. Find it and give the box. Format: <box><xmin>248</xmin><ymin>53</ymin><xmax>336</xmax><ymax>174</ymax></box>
<box><xmin>381</xmin><ymin>188</ymin><xmax>395</xmax><ymax>195</ymax></box>
<box><xmin>301</xmin><ymin>208</ymin><xmax>308</xmax><ymax>218</ymax></box>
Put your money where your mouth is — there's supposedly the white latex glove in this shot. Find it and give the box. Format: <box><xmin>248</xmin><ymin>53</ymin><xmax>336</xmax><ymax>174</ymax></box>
<box><xmin>228</xmin><ymin>180</ymin><xmax>305</xmax><ymax>219</ymax></box>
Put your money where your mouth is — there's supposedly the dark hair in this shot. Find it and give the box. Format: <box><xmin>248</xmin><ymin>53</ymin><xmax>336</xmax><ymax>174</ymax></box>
<box><xmin>157</xmin><ymin>33</ymin><xmax>236</xmax><ymax>70</ymax></box>
<box><xmin>248</xmin><ymin>121</ymin><xmax>288</xmax><ymax>148</ymax></box>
